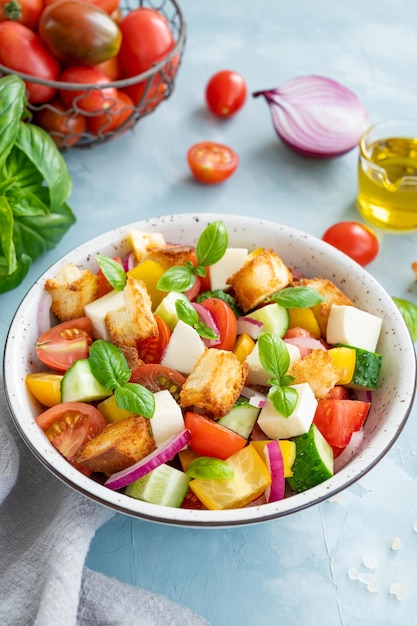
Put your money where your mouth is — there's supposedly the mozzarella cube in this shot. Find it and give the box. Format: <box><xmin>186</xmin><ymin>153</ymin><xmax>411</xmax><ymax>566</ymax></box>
<box><xmin>257</xmin><ymin>382</ymin><xmax>317</xmax><ymax>439</ymax></box>
<box><xmin>151</xmin><ymin>389</ymin><xmax>185</xmax><ymax>447</ymax></box>
<box><xmin>161</xmin><ymin>320</ymin><xmax>206</xmax><ymax>374</ymax></box>
<box><xmin>326</xmin><ymin>305</ymin><xmax>383</xmax><ymax>353</ymax></box>
<box><xmin>246</xmin><ymin>341</ymin><xmax>301</xmax><ymax>386</ymax></box>
<box><xmin>210</xmin><ymin>248</ymin><xmax>248</xmax><ymax>291</ymax></box>
<box><xmin>84</xmin><ymin>289</ymin><xmax>125</xmax><ymax>340</ymax></box>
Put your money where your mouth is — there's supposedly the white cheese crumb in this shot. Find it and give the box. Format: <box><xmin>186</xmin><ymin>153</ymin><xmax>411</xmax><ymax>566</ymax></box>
<box><xmin>357</xmin><ymin>572</ymin><xmax>379</xmax><ymax>592</ymax></box>
<box><xmin>391</xmin><ymin>537</ymin><xmax>401</xmax><ymax>551</ymax></box>
<box><xmin>348</xmin><ymin>566</ymin><xmax>358</xmax><ymax>580</ymax></box>
<box><xmin>362</xmin><ymin>553</ymin><xmax>379</xmax><ymax>569</ymax></box>
<box><xmin>389</xmin><ymin>581</ymin><xmax>406</xmax><ymax>600</ymax></box>
<box><xmin>413</xmin><ymin>522</ymin><xmax>417</xmax><ymax>533</ymax></box>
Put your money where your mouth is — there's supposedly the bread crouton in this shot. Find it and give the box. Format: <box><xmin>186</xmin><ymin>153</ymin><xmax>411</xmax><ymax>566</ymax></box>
<box><xmin>129</xmin><ymin>230</ymin><xmax>166</xmax><ymax>262</ymax></box>
<box><xmin>180</xmin><ymin>348</ymin><xmax>249</xmax><ymax>418</ymax></box>
<box><xmin>146</xmin><ymin>244</ymin><xmax>195</xmax><ymax>269</ymax></box>
<box><xmin>118</xmin><ymin>345</ymin><xmax>145</xmax><ymax>371</ymax></box>
<box><xmin>289</xmin><ymin>349</ymin><xmax>344</xmax><ymax>399</ymax></box>
<box><xmin>292</xmin><ymin>277</ymin><xmax>353</xmax><ymax>336</ymax></box>
<box><xmin>76</xmin><ymin>415</ymin><xmax>156</xmax><ymax>476</ymax></box>
<box><xmin>105</xmin><ymin>276</ymin><xmax>158</xmax><ymax>347</ymax></box>
<box><xmin>44</xmin><ymin>263</ymin><xmax>99</xmax><ymax>322</ymax></box>
<box><xmin>226</xmin><ymin>249</ymin><xmax>292</xmax><ymax>312</ymax></box>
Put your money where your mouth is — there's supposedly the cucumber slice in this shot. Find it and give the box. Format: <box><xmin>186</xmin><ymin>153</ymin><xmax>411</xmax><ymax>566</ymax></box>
<box><xmin>218</xmin><ymin>401</ymin><xmax>260</xmax><ymax>439</ymax></box>
<box><xmin>338</xmin><ymin>344</ymin><xmax>382</xmax><ymax>390</ymax></box>
<box><xmin>245</xmin><ymin>303</ymin><xmax>289</xmax><ymax>337</ymax></box>
<box><xmin>154</xmin><ymin>291</ymin><xmax>190</xmax><ymax>331</ymax></box>
<box><xmin>125</xmin><ymin>463</ymin><xmax>190</xmax><ymax>507</ymax></box>
<box><xmin>61</xmin><ymin>359</ymin><xmax>111</xmax><ymax>403</ymax></box>
<box><xmin>287</xmin><ymin>424</ymin><xmax>334</xmax><ymax>493</ymax></box>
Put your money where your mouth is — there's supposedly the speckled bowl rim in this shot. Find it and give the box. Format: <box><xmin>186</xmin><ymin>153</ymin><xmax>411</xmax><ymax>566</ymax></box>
<box><xmin>4</xmin><ymin>213</ymin><xmax>416</xmax><ymax>527</ymax></box>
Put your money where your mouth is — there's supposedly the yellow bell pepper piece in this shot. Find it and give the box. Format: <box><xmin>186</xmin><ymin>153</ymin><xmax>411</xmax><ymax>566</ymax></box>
<box><xmin>327</xmin><ymin>346</ymin><xmax>356</xmax><ymax>385</ymax></box>
<box><xmin>97</xmin><ymin>395</ymin><xmax>135</xmax><ymax>423</ymax></box>
<box><xmin>233</xmin><ymin>332</ymin><xmax>255</xmax><ymax>362</ymax></box>
<box><xmin>246</xmin><ymin>247</ymin><xmax>264</xmax><ymax>261</ymax></box>
<box><xmin>288</xmin><ymin>307</ymin><xmax>321</xmax><ymax>339</ymax></box>
<box><xmin>250</xmin><ymin>439</ymin><xmax>296</xmax><ymax>477</ymax></box>
<box><xmin>127</xmin><ymin>259</ymin><xmax>166</xmax><ymax>309</ymax></box>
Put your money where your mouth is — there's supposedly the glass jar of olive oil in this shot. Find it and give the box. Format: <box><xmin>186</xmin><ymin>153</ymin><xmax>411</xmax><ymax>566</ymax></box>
<box><xmin>357</xmin><ymin>119</ymin><xmax>417</xmax><ymax>232</ymax></box>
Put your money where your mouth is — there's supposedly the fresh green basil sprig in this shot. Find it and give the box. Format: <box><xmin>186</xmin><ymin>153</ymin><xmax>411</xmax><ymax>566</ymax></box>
<box><xmin>257</xmin><ymin>332</ymin><xmax>298</xmax><ymax>418</ymax></box>
<box><xmin>89</xmin><ymin>340</ymin><xmax>155</xmax><ymax>418</ymax></box>
<box><xmin>0</xmin><ymin>75</ymin><xmax>75</xmax><ymax>293</ymax></box>
<box><xmin>185</xmin><ymin>456</ymin><xmax>234</xmax><ymax>480</ymax></box>
<box><xmin>175</xmin><ymin>298</ymin><xmax>219</xmax><ymax>340</ymax></box>
<box><xmin>392</xmin><ymin>296</ymin><xmax>417</xmax><ymax>341</ymax></box>
<box><xmin>95</xmin><ymin>254</ymin><xmax>126</xmax><ymax>291</ymax></box>
<box><xmin>268</xmin><ymin>286</ymin><xmax>324</xmax><ymax>308</ymax></box>
<box><xmin>157</xmin><ymin>220</ymin><xmax>228</xmax><ymax>293</ymax></box>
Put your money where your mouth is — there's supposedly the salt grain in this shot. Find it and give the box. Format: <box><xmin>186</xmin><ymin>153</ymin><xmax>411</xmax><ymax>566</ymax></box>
<box><xmin>389</xmin><ymin>581</ymin><xmax>406</xmax><ymax>600</ymax></box>
<box><xmin>391</xmin><ymin>537</ymin><xmax>401</xmax><ymax>551</ymax></box>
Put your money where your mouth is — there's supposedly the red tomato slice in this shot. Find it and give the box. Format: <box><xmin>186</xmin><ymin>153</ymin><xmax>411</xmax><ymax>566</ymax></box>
<box><xmin>36</xmin><ymin>401</ymin><xmax>107</xmax><ymax>474</ymax></box>
<box><xmin>188</xmin><ymin>251</ymin><xmax>211</xmax><ymax>292</ymax></box>
<box><xmin>322</xmin><ymin>221</ymin><xmax>379</xmax><ymax>266</ymax></box>
<box><xmin>136</xmin><ymin>315</ymin><xmax>171</xmax><ymax>364</ymax></box>
<box><xmin>96</xmin><ymin>256</ymin><xmax>123</xmax><ymax>298</ymax></box>
<box><xmin>199</xmin><ymin>297</ymin><xmax>237</xmax><ymax>351</ymax></box>
<box><xmin>313</xmin><ymin>399</ymin><xmax>371</xmax><ymax>448</ymax></box>
<box><xmin>184</xmin><ymin>411</ymin><xmax>247</xmax><ymax>460</ymax></box>
<box><xmin>36</xmin><ymin>317</ymin><xmax>93</xmax><ymax>372</ymax></box>
<box><xmin>187</xmin><ymin>141</ymin><xmax>239</xmax><ymax>185</ymax></box>
<box><xmin>130</xmin><ymin>363</ymin><xmax>185</xmax><ymax>402</ymax></box>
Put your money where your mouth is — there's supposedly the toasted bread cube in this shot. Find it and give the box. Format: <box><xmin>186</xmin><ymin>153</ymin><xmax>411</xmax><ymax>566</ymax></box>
<box><xmin>129</xmin><ymin>230</ymin><xmax>166</xmax><ymax>262</ymax></box>
<box><xmin>76</xmin><ymin>415</ymin><xmax>156</xmax><ymax>476</ymax></box>
<box><xmin>146</xmin><ymin>244</ymin><xmax>195</xmax><ymax>269</ymax></box>
<box><xmin>180</xmin><ymin>349</ymin><xmax>249</xmax><ymax>418</ymax></box>
<box><xmin>292</xmin><ymin>277</ymin><xmax>353</xmax><ymax>336</ymax></box>
<box><xmin>105</xmin><ymin>276</ymin><xmax>158</xmax><ymax>347</ymax></box>
<box><xmin>226</xmin><ymin>249</ymin><xmax>292</xmax><ymax>312</ymax></box>
<box><xmin>289</xmin><ymin>349</ymin><xmax>344</xmax><ymax>399</ymax></box>
<box><xmin>44</xmin><ymin>263</ymin><xmax>99</xmax><ymax>322</ymax></box>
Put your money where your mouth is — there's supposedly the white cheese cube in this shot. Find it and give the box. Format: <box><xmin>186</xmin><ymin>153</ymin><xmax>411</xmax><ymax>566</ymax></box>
<box><xmin>129</xmin><ymin>230</ymin><xmax>166</xmax><ymax>262</ymax></box>
<box><xmin>161</xmin><ymin>320</ymin><xmax>205</xmax><ymax>375</ymax></box>
<box><xmin>151</xmin><ymin>389</ymin><xmax>185</xmax><ymax>447</ymax></box>
<box><xmin>257</xmin><ymin>382</ymin><xmax>317</xmax><ymax>439</ymax></box>
<box><xmin>246</xmin><ymin>341</ymin><xmax>301</xmax><ymax>386</ymax></box>
<box><xmin>210</xmin><ymin>248</ymin><xmax>248</xmax><ymax>291</ymax></box>
<box><xmin>84</xmin><ymin>289</ymin><xmax>125</xmax><ymax>340</ymax></box>
<box><xmin>326</xmin><ymin>304</ymin><xmax>383</xmax><ymax>352</ymax></box>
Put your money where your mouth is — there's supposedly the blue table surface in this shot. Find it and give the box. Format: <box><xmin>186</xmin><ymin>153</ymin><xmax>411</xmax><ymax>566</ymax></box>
<box><xmin>2</xmin><ymin>1</ymin><xmax>417</xmax><ymax>624</ymax></box>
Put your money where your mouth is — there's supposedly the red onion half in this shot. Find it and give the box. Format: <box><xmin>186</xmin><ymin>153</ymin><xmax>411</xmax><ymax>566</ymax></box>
<box><xmin>253</xmin><ymin>75</ymin><xmax>369</xmax><ymax>158</ymax></box>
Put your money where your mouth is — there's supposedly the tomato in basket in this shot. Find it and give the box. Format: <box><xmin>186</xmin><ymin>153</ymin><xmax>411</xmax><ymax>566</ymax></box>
<box><xmin>33</xmin><ymin>98</ymin><xmax>87</xmax><ymax>149</ymax></box>
<box><xmin>43</xmin><ymin>0</ymin><xmax>120</xmax><ymax>15</ymax></box>
<box><xmin>0</xmin><ymin>0</ymin><xmax>43</xmax><ymax>30</ymax></box>
<box><xmin>59</xmin><ymin>66</ymin><xmax>119</xmax><ymax>113</ymax></box>
<box><xmin>87</xmin><ymin>91</ymin><xmax>135</xmax><ymax>136</ymax></box>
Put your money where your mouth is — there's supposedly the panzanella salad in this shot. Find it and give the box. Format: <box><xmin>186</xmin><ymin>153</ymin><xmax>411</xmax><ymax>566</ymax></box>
<box><xmin>27</xmin><ymin>221</ymin><xmax>383</xmax><ymax>510</ymax></box>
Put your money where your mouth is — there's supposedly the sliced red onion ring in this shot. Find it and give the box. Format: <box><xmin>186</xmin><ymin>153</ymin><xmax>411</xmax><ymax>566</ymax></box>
<box><xmin>253</xmin><ymin>75</ymin><xmax>369</xmax><ymax>158</ymax></box>
<box><xmin>284</xmin><ymin>336</ymin><xmax>326</xmax><ymax>358</ymax></box>
<box><xmin>334</xmin><ymin>429</ymin><xmax>365</xmax><ymax>472</ymax></box>
<box><xmin>37</xmin><ymin>291</ymin><xmax>52</xmax><ymax>335</ymax></box>
<box><xmin>264</xmin><ymin>440</ymin><xmax>285</xmax><ymax>502</ymax></box>
<box><xmin>191</xmin><ymin>302</ymin><xmax>221</xmax><ymax>347</ymax></box>
<box><xmin>104</xmin><ymin>429</ymin><xmax>192</xmax><ymax>490</ymax></box>
<box><xmin>123</xmin><ymin>251</ymin><xmax>137</xmax><ymax>272</ymax></box>
<box><xmin>240</xmin><ymin>386</ymin><xmax>267</xmax><ymax>408</ymax></box>
<box><xmin>236</xmin><ymin>316</ymin><xmax>263</xmax><ymax>339</ymax></box>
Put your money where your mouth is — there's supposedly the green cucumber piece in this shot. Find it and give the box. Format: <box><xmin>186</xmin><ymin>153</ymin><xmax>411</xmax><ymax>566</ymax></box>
<box><xmin>125</xmin><ymin>463</ymin><xmax>190</xmax><ymax>507</ymax></box>
<box><xmin>217</xmin><ymin>401</ymin><xmax>260</xmax><ymax>439</ymax></box>
<box><xmin>287</xmin><ymin>424</ymin><xmax>334</xmax><ymax>493</ymax></box>
<box><xmin>61</xmin><ymin>359</ymin><xmax>111</xmax><ymax>403</ymax></box>
<box><xmin>245</xmin><ymin>303</ymin><xmax>289</xmax><ymax>337</ymax></box>
<box><xmin>338</xmin><ymin>343</ymin><xmax>382</xmax><ymax>390</ymax></box>
<box><xmin>154</xmin><ymin>291</ymin><xmax>189</xmax><ymax>331</ymax></box>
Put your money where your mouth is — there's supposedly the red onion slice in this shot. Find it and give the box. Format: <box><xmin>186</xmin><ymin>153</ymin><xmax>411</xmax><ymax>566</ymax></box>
<box><xmin>240</xmin><ymin>386</ymin><xmax>267</xmax><ymax>408</ymax></box>
<box><xmin>253</xmin><ymin>75</ymin><xmax>369</xmax><ymax>158</ymax></box>
<box><xmin>123</xmin><ymin>251</ymin><xmax>137</xmax><ymax>272</ymax></box>
<box><xmin>191</xmin><ymin>302</ymin><xmax>221</xmax><ymax>347</ymax></box>
<box><xmin>284</xmin><ymin>336</ymin><xmax>326</xmax><ymax>358</ymax></box>
<box><xmin>236</xmin><ymin>316</ymin><xmax>263</xmax><ymax>340</ymax></box>
<box><xmin>37</xmin><ymin>292</ymin><xmax>52</xmax><ymax>335</ymax></box>
<box><xmin>264</xmin><ymin>440</ymin><xmax>285</xmax><ymax>502</ymax></box>
<box><xmin>104</xmin><ymin>429</ymin><xmax>192</xmax><ymax>490</ymax></box>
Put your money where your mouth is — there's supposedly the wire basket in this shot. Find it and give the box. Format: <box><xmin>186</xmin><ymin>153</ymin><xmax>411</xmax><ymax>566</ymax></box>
<box><xmin>0</xmin><ymin>0</ymin><xmax>186</xmax><ymax>149</ymax></box>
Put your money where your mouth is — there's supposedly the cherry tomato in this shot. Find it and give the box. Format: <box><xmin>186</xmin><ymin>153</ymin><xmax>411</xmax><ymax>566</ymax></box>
<box><xmin>36</xmin><ymin>401</ymin><xmax>107</xmax><ymax>474</ymax></box>
<box><xmin>129</xmin><ymin>363</ymin><xmax>185</xmax><ymax>402</ymax></box>
<box><xmin>187</xmin><ymin>141</ymin><xmax>239</xmax><ymax>185</ymax></box>
<box><xmin>0</xmin><ymin>22</ymin><xmax>60</xmax><ymax>103</ymax></box>
<box><xmin>188</xmin><ymin>251</ymin><xmax>211</xmax><ymax>292</ymax></box>
<box><xmin>199</xmin><ymin>297</ymin><xmax>237</xmax><ymax>351</ymax></box>
<box><xmin>95</xmin><ymin>55</ymin><xmax>121</xmax><ymax>81</ymax></box>
<box><xmin>59</xmin><ymin>66</ymin><xmax>118</xmax><ymax>113</ymax></box>
<box><xmin>322</xmin><ymin>221</ymin><xmax>379</xmax><ymax>266</ymax></box>
<box><xmin>33</xmin><ymin>98</ymin><xmax>87</xmax><ymax>149</ymax></box>
<box><xmin>87</xmin><ymin>91</ymin><xmax>135</xmax><ymax>136</ymax></box>
<box><xmin>136</xmin><ymin>315</ymin><xmax>171</xmax><ymax>364</ymax></box>
<box><xmin>313</xmin><ymin>399</ymin><xmax>371</xmax><ymax>448</ymax></box>
<box><xmin>205</xmin><ymin>70</ymin><xmax>247</xmax><ymax>117</ymax></box>
<box><xmin>36</xmin><ymin>317</ymin><xmax>93</xmax><ymax>372</ymax></box>
<box><xmin>184</xmin><ymin>411</ymin><xmax>247</xmax><ymax>460</ymax></box>
<box><xmin>96</xmin><ymin>256</ymin><xmax>123</xmax><ymax>297</ymax></box>
<box><xmin>0</xmin><ymin>0</ymin><xmax>43</xmax><ymax>30</ymax></box>
<box><xmin>43</xmin><ymin>0</ymin><xmax>120</xmax><ymax>15</ymax></box>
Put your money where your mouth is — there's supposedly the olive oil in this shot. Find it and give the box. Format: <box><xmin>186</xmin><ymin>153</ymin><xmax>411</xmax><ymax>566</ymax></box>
<box><xmin>358</xmin><ymin>136</ymin><xmax>417</xmax><ymax>231</ymax></box>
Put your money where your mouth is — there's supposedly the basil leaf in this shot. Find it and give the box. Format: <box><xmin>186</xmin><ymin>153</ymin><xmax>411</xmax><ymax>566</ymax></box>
<box><xmin>269</xmin><ymin>385</ymin><xmax>298</xmax><ymax>418</ymax></box>
<box><xmin>95</xmin><ymin>254</ymin><xmax>126</xmax><ymax>291</ymax></box>
<box><xmin>157</xmin><ymin>265</ymin><xmax>196</xmax><ymax>292</ymax></box>
<box><xmin>115</xmin><ymin>383</ymin><xmax>155</xmax><ymax>419</ymax></box>
<box><xmin>195</xmin><ymin>220</ymin><xmax>228</xmax><ymax>266</ymax></box>
<box><xmin>194</xmin><ymin>322</ymin><xmax>219</xmax><ymax>340</ymax></box>
<box><xmin>175</xmin><ymin>298</ymin><xmax>199</xmax><ymax>326</ymax></box>
<box><xmin>0</xmin><ymin>253</ymin><xmax>31</xmax><ymax>294</ymax></box>
<box><xmin>186</xmin><ymin>457</ymin><xmax>234</xmax><ymax>480</ymax></box>
<box><xmin>392</xmin><ymin>296</ymin><xmax>417</xmax><ymax>341</ymax></box>
<box><xmin>0</xmin><ymin>75</ymin><xmax>25</xmax><ymax>168</ymax></box>
<box><xmin>258</xmin><ymin>332</ymin><xmax>290</xmax><ymax>379</ymax></box>
<box><xmin>271</xmin><ymin>286</ymin><xmax>325</xmax><ymax>309</ymax></box>
<box><xmin>0</xmin><ymin>196</ymin><xmax>16</xmax><ymax>273</ymax></box>
<box><xmin>89</xmin><ymin>340</ymin><xmax>131</xmax><ymax>390</ymax></box>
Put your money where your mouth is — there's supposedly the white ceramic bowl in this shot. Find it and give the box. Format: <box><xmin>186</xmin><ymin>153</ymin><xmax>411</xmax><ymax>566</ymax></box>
<box><xmin>4</xmin><ymin>213</ymin><xmax>416</xmax><ymax>526</ymax></box>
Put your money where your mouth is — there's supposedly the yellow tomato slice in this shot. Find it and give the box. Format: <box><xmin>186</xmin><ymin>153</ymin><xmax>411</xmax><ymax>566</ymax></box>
<box><xmin>233</xmin><ymin>332</ymin><xmax>255</xmax><ymax>362</ymax></box>
<box><xmin>25</xmin><ymin>372</ymin><xmax>63</xmax><ymax>407</ymax></box>
<box><xmin>97</xmin><ymin>394</ymin><xmax>134</xmax><ymax>423</ymax></box>
<box><xmin>327</xmin><ymin>346</ymin><xmax>356</xmax><ymax>384</ymax></box>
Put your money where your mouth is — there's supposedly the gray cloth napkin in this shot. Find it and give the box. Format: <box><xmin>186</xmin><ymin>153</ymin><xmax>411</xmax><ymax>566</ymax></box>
<box><xmin>0</xmin><ymin>379</ymin><xmax>211</xmax><ymax>626</ymax></box>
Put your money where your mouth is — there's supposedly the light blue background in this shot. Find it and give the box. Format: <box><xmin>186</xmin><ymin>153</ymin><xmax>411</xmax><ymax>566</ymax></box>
<box><xmin>2</xmin><ymin>1</ymin><xmax>417</xmax><ymax>624</ymax></box>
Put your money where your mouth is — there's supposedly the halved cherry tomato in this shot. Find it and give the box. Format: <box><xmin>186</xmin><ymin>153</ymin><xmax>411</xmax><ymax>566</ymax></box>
<box><xmin>187</xmin><ymin>141</ymin><xmax>239</xmax><ymax>185</ymax></box>
<box><xmin>313</xmin><ymin>399</ymin><xmax>371</xmax><ymax>448</ymax></box>
<box><xmin>0</xmin><ymin>0</ymin><xmax>43</xmax><ymax>30</ymax></box>
<box><xmin>322</xmin><ymin>221</ymin><xmax>379</xmax><ymax>266</ymax></box>
<box><xmin>33</xmin><ymin>98</ymin><xmax>87</xmax><ymax>150</ymax></box>
<box><xmin>205</xmin><ymin>70</ymin><xmax>247</xmax><ymax>117</ymax></box>
<box><xmin>136</xmin><ymin>315</ymin><xmax>171</xmax><ymax>364</ymax></box>
<box><xmin>36</xmin><ymin>317</ymin><xmax>93</xmax><ymax>372</ymax></box>
<box><xmin>96</xmin><ymin>256</ymin><xmax>123</xmax><ymax>297</ymax></box>
<box><xmin>199</xmin><ymin>297</ymin><xmax>237</xmax><ymax>351</ymax></box>
<box><xmin>26</xmin><ymin>372</ymin><xmax>63</xmax><ymax>407</ymax></box>
<box><xmin>87</xmin><ymin>91</ymin><xmax>135</xmax><ymax>136</ymax></box>
<box><xmin>130</xmin><ymin>363</ymin><xmax>185</xmax><ymax>402</ymax></box>
<box><xmin>184</xmin><ymin>411</ymin><xmax>247</xmax><ymax>460</ymax></box>
<box><xmin>59</xmin><ymin>66</ymin><xmax>118</xmax><ymax>113</ymax></box>
<box><xmin>36</xmin><ymin>401</ymin><xmax>107</xmax><ymax>474</ymax></box>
